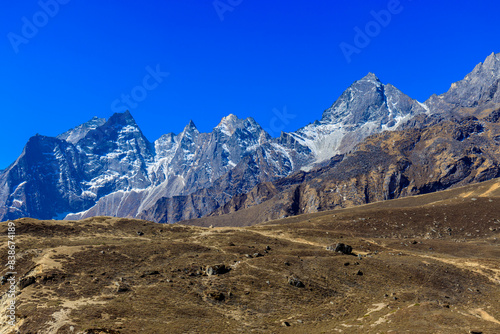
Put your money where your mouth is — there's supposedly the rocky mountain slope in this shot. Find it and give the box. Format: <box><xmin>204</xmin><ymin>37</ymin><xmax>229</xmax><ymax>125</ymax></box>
<box><xmin>186</xmin><ymin>108</ymin><xmax>500</xmax><ymax>227</ymax></box>
<box><xmin>1</xmin><ymin>178</ymin><xmax>499</xmax><ymax>333</ymax></box>
<box><xmin>0</xmin><ymin>65</ymin><xmax>434</xmax><ymax>222</ymax></box>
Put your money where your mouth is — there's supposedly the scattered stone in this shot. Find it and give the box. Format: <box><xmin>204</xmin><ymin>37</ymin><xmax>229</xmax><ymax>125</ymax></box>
<box><xmin>205</xmin><ymin>264</ymin><xmax>229</xmax><ymax>276</ymax></box>
<box><xmin>18</xmin><ymin>276</ymin><xmax>36</xmax><ymax>289</ymax></box>
<box><xmin>0</xmin><ymin>273</ymin><xmax>13</xmax><ymax>285</ymax></box>
<box><xmin>245</xmin><ymin>254</ymin><xmax>253</xmax><ymax>258</ymax></box>
<box><xmin>266</xmin><ymin>245</ymin><xmax>272</xmax><ymax>251</ymax></box>
<box><xmin>141</xmin><ymin>270</ymin><xmax>160</xmax><ymax>277</ymax></box>
<box><xmin>344</xmin><ymin>262</ymin><xmax>350</xmax><ymax>266</ymax></box>
<box><xmin>284</xmin><ymin>261</ymin><xmax>290</xmax><ymax>266</ymax></box>
<box><xmin>253</xmin><ymin>252</ymin><xmax>263</xmax><ymax>258</ymax></box>
<box><xmin>469</xmin><ymin>331</ymin><xmax>483</xmax><ymax>334</ymax></box>
<box><xmin>288</xmin><ymin>276</ymin><xmax>305</xmax><ymax>288</ymax></box>
<box><xmin>282</xmin><ymin>321</ymin><xmax>291</xmax><ymax>327</ymax></box>
<box><xmin>136</xmin><ymin>231</ymin><xmax>144</xmax><ymax>236</ymax></box>
<box><xmin>114</xmin><ymin>282</ymin><xmax>130</xmax><ymax>293</ymax></box>
<box><xmin>355</xmin><ymin>270</ymin><xmax>363</xmax><ymax>276</ymax></box>
<box><xmin>205</xmin><ymin>290</ymin><xmax>225</xmax><ymax>301</ymax></box>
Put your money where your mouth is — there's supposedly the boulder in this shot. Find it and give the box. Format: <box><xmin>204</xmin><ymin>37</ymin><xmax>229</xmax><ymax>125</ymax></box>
<box><xmin>327</xmin><ymin>243</ymin><xmax>352</xmax><ymax>255</ymax></box>
<box><xmin>288</xmin><ymin>276</ymin><xmax>305</xmax><ymax>288</ymax></box>
<box><xmin>205</xmin><ymin>264</ymin><xmax>229</xmax><ymax>276</ymax></box>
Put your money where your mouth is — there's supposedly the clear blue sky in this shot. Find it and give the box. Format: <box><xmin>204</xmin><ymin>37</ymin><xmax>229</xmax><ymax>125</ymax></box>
<box><xmin>1</xmin><ymin>0</ymin><xmax>499</xmax><ymax>169</ymax></box>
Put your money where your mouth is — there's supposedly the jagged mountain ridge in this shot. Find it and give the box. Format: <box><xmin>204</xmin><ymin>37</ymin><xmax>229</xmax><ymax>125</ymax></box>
<box><xmin>137</xmin><ymin>53</ymin><xmax>500</xmax><ymax>224</ymax></box>
<box><xmin>191</xmin><ymin>112</ymin><xmax>500</xmax><ymax>226</ymax></box>
<box><xmin>426</xmin><ymin>52</ymin><xmax>500</xmax><ymax>115</ymax></box>
<box><xmin>2</xmin><ymin>52</ymin><xmax>499</xmax><ymax>223</ymax></box>
<box><xmin>0</xmin><ymin>110</ymin><xmax>313</xmax><ymax>222</ymax></box>
<box><xmin>65</xmin><ymin>113</ymin><xmax>307</xmax><ymax>221</ymax></box>
<box><xmin>62</xmin><ymin>74</ymin><xmax>431</xmax><ymax>222</ymax></box>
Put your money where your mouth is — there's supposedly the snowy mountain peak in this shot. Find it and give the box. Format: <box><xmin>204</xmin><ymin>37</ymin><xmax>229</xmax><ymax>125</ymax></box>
<box><xmin>291</xmin><ymin>74</ymin><xmax>427</xmax><ymax>164</ymax></box>
<box><xmin>182</xmin><ymin>120</ymin><xmax>199</xmax><ymax>135</ymax></box>
<box><xmin>57</xmin><ymin>116</ymin><xmax>106</xmax><ymax>144</ymax></box>
<box><xmin>107</xmin><ymin>110</ymin><xmax>140</xmax><ymax>130</ymax></box>
<box><xmin>215</xmin><ymin>114</ymin><xmax>243</xmax><ymax>136</ymax></box>
<box><xmin>359</xmin><ymin>72</ymin><xmax>381</xmax><ymax>84</ymax></box>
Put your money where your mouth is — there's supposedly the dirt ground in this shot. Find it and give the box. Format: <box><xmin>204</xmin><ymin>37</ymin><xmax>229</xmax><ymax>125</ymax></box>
<box><xmin>0</xmin><ymin>187</ymin><xmax>499</xmax><ymax>333</ymax></box>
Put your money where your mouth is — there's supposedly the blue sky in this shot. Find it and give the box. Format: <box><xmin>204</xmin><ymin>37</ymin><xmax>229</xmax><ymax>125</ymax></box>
<box><xmin>1</xmin><ymin>0</ymin><xmax>499</xmax><ymax>169</ymax></box>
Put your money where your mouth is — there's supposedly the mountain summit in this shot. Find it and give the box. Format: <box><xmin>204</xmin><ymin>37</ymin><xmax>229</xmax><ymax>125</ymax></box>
<box><xmin>289</xmin><ymin>73</ymin><xmax>428</xmax><ymax>163</ymax></box>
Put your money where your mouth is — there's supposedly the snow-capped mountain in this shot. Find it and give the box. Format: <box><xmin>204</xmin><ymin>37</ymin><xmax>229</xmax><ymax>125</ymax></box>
<box><xmin>0</xmin><ymin>111</ymin><xmax>155</xmax><ymax>221</ymax></box>
<box><xmin>289</xmin><ymin>73</ymin><xmax>429</xmax><ymax>166</ymax></box>
<box><xmin>0</xmin><ymin>70</ymin><xmax>436</xmax><ymax>223</ymax></box>
<box><xmin>65</xmin><ymin>113</ymin><xmax>304</xmax><ymax>221</ymax></box>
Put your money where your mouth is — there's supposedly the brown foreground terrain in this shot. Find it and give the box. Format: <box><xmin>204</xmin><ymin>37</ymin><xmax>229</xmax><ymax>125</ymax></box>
<box><xmin>1</xmin><ymin>180</ymin><xmax>500</xmax><ymax>333</ymax></box>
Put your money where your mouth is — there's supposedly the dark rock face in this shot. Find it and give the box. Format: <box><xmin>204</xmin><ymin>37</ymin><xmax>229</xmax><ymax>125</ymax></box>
<box><xmin>485</xmin><ymin>108</ymin><xmax>500</xmax><ymax>123</ymax></box>
<box><xmin>0</xmin><ymin>135</ymin><xmax>89</xmax><ymax>220</ymax></box>
<box><xmin>0</xmin><ymin>111</ymin><xmax>153</xmax><ymax>221</ymax></box>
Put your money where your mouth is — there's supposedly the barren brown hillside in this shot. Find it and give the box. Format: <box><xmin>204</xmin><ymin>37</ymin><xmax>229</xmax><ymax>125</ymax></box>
<box><xmin>1</xmin><ymin>179</ymin><xmax>499</xmax><ymax>333</ymax></box>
